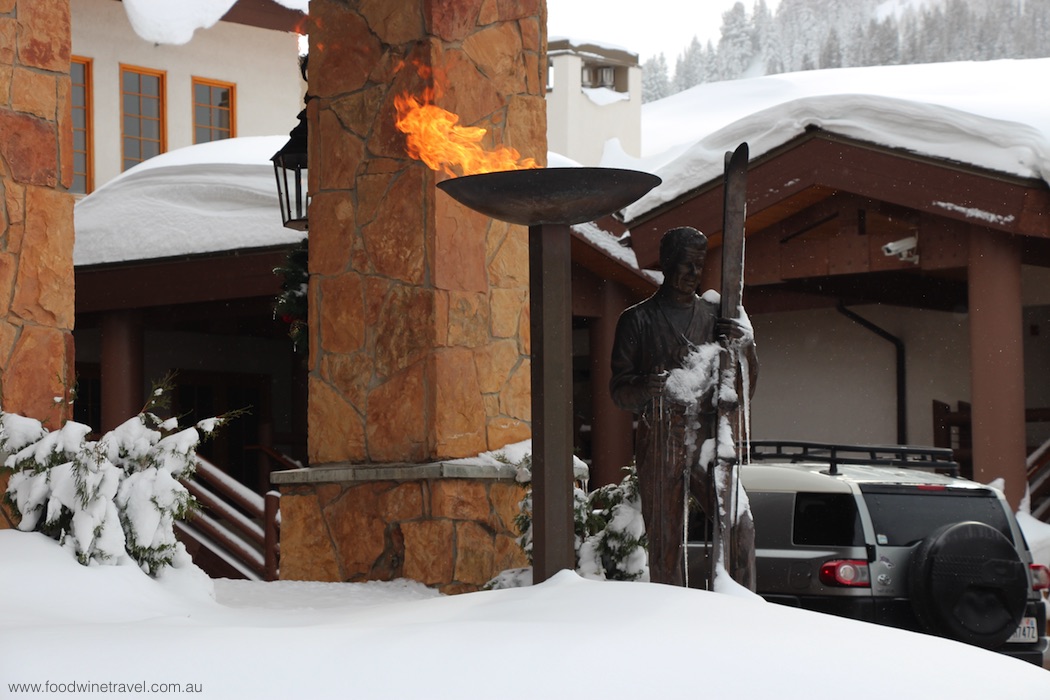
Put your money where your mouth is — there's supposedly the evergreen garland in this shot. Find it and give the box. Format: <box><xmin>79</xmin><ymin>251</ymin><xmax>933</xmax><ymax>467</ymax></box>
<box><xmin>273</xmin><ymin>238</ymin><xmax>309</xmax><ymax>354</ymax></box>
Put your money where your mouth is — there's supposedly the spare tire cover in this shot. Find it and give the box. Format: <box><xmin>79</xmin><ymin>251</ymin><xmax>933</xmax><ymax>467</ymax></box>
<box><xmin>909</xmin><ymin>521</ymin><xmax>1028</xmax><ymax>648</ymax></box>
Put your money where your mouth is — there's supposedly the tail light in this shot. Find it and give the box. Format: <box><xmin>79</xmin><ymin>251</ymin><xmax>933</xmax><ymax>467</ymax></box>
<box><xmin>819</xmin><ymin>559</ymin><xmax>871</xmax><ymax>587</ymax></box>
<box><xmin>1031</xmin><ymin>564</ymin><xmax>1050</xmax><ymax>591</ymax></box>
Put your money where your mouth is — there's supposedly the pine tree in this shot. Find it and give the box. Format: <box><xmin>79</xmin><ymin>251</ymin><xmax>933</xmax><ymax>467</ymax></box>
<box><xmin>717</xmin><ymin>2</ymin><xmax>754</xmax><ymax>80</ymax></box>
<box><xmin>641</xmin><ymin>53</ymin><xmax>672</xmax><ymax>103</ymax></box>
<box><xmin>673</xmin><ymin>36</ymin><xmax>705</xmax><ymax>91</ymax></box>
<box><xmin>819</xmin><ymin>26</ymin><xmax>843</xmax><ymax>69</ymax></box>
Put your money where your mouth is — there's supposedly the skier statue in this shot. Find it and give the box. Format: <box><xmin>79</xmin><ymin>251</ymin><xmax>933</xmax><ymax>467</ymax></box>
<box><xmin>610</xmin><ymin>225</ymin><xmax>758</xmax><ymax>588</ymax></box>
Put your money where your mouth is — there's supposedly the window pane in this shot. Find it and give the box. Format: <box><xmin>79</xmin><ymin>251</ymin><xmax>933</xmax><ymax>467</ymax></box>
<box><xmin>142</xmin><ymin>119</ymin><xmax>159</xmax><ymax>140</ymax></box>
<box><xmin>123</xmin><ymin>94</ymin><xmax>138</xmax><ymax>116</ymax></box>
<box><xmin>793</xmin><ymin>493</ymin><xmax>863</xmax><ymax>547</ymax></box>
<box><xmin>195</xmin><ymin>105</ymin><xmax>210</xmax><ymax>127</ymax></box>
<box><xmin>74</xmin><ymin>152</ymin><xmax>86</xmax><ymax>172</ymax></box>
<box><xmin>124</xmin><ymin>137</ymin><xmax>140</xmax><ymax>159</ymax></box>
<box><xmin>142</xmin><ymin>140</ymin><xmax>160</xmax><ymax>159</ymax></box>
<box><xmin>194</xmin><ymin>83</ymin><xmax>209</xmax><ymax>103</ymax></box>
<box><xmin>71</xmin><ymin>63</ymin><xmax>84</xmax><ymax>83</ymax></box>
<box><xmin>142</xmin><ymin>97</ymin><xmax>159</xmax><ymax>118</ymax></box>
<box><xmin>72</xmin><ymin>173</ymin><xmax>86</xmax><ymax>194</ymax></box>
<box><xmin>141</xmin><ymin>74</ymin><xmax>159</xmax><ymax>95</ymax></box>
<box><xmin>195</xmin><ymin>126</ymin><xmax>209</xmax><ymax>143</ymax></box>
<box><xmin>214</xmin><ymin>87</ymin><xmax>229</xmax><ymax>108</ymax></box>
<box><xmin>122</xmin><ymin>71</ymin><xmax>138</xmax><ymax>92</ymax></box>
<box><xmin>123</xmin><ymin>116</ymin><xmax>139</xmax><ymax>137</ymax></box>
<box><xmin>861</xmin><ymin>486</ymin><xmax>1012</xmax><ymax>546</ymax></box>
<box><xmin>72</xmin><ymin>110</ymin><xmax>84</xmax><ymax>129</ymax></box>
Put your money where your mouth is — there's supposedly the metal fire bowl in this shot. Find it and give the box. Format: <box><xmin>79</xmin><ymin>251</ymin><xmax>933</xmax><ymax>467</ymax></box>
<box><xmin>436</xmin><ymin>167</ymin><xmax>662</xmax><ymax>226</ymax></box>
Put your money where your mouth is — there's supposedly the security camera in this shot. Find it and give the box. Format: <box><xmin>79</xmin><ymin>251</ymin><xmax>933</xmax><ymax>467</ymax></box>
<box><xmin>881</xmin><ymin>236</ymin><xmax>918</xmax><ymax>262</ymax></box>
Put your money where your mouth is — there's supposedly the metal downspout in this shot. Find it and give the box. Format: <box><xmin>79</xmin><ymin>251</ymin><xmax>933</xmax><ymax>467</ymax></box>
<box><xmin>836</xmin><ymin>304</ymin><xmax>907</xmax><ymax>444</ymax></box>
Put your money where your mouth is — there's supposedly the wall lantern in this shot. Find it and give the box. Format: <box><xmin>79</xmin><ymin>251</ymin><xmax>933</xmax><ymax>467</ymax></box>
<box><xmin>271</xmin><ymin>108</ymin><xmax>309</xmax><ymax>231</ymax></box>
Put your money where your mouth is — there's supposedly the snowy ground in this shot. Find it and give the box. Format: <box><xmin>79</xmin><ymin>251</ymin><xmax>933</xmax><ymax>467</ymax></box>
<box><xmin>1</xmin><ymin>530</ymin><xmax>1048</xmax><ymax>699</ymax></box>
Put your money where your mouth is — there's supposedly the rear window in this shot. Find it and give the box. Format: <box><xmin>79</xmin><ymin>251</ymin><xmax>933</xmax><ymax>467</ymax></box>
<box><xmin>860</xmin><ymin>485</ymin><xmax>1013</xmax><ymax>546</ymax></box>
<box><xmin>793</xmin><ymin>493</ymin><xmax>864</xmax><ymax>547</ymax></box>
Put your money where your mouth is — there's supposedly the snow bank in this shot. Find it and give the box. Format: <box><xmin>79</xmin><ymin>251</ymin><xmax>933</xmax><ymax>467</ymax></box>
<box><xmin>3</xmin><ymin>528</ymin><xmax>1049</xmax><ymax>699</ymax></box>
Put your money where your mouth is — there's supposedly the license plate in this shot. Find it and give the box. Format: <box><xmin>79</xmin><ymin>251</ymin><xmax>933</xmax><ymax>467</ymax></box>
<box><xmin>1006</xmin><ymin>617</ymin><xmax>1039</xmax><ymax>644</ymax></box>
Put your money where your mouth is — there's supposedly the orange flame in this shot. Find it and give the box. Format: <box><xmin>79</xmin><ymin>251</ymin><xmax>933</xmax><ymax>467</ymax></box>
<box><xmin>394</xmin><ymin>90</ymin><xmax>538</xmax><ymax>177</ymax></box>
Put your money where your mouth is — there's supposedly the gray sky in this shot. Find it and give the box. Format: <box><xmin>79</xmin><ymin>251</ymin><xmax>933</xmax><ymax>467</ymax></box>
<box><xmin>546</xmin><ymin>0</ymin><xmax>783</xmax><ymax>63</ymax></box>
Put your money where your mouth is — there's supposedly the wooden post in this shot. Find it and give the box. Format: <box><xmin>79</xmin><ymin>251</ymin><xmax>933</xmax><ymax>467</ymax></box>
<box><xmin>529</xmin><ymin>223</ymin><xmax>576</xmax><ymax>583</ymax></box>
<box><xmin>968</xmin><ymin>229</ymin><xmax>1026</xmax><ymax>507</ymax></box>
<box><xmin>100</xmin><ymin>310</ymin><xmax>144</xmax><ymax>430</ymax></box>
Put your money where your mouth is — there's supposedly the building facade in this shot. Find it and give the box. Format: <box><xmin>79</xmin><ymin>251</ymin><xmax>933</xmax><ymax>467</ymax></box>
<box><xmin>69</xmin><ymin>0</ymin><xmax>305</xmax><ymax>195</ymax></box>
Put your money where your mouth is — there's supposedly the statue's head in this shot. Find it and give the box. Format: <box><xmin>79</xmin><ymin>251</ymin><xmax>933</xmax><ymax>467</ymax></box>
<box><xmin>659</xmin><ymin>227</ymin><xmax>708</xmax><ymax>290</ymax></box>
<box><xmin>659</xmin><ymin>227</ymin><xmax>707</xmax><ymax>273</ymax></box>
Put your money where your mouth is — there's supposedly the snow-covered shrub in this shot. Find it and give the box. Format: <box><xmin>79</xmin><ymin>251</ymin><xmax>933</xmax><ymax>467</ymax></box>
<box><xmin>491</xmin><ymin>454</ymin><xmax>649</xmax><ymax>588</ymax></box>
<box><xmin>577</xmin><ymin>472</ymin><xmax>648</xmax><ymax>581</ymax></box>
<box><xmin>1</xmin><ymin>385</ymin><xmax>226</xmax><ymax>575</ymax></box>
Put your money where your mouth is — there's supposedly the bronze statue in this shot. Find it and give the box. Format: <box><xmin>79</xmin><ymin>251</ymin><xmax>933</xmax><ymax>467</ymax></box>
<box><xmin>610</xmin><ymin>226</ymin><xmax>758</xmax><ymax>587</ymax></box>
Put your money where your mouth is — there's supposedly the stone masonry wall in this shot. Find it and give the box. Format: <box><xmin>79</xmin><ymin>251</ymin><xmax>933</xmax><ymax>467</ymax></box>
<box><xmin>305</xmin><ymin>0</ymin><xmax>546</xmax><ymax>466</ymax></box>
<box><xmin>0</xmin><ymin>0</ymin><xmax>76</xmax><ymax>529</ymax></box>
<box><xmin>279</xmin><ymin>476</ymin><xmax>528</xmax><ymax>594</ymax></box>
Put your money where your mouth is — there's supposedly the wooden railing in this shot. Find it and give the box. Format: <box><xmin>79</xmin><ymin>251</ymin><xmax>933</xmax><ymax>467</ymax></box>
<box><xmin>933</xmin><ymin>400</ymin><xmax>1050</xmax><ymax>521</ymax></box>
<box><xmin>1027</xmin><ymin>438</ymin><xmax>1050</xmax><ymax>521</ymax></box>
<box><xmin>176</xmin><ymin>457</ymin><xmax>280</xmax><ymax>580</ymax></box>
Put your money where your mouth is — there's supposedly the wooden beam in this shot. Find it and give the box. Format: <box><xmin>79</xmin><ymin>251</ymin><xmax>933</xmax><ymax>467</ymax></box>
<box><xmin>76</xmin><ymin>248</ymin><xmax>292</xmax><ymax>313</ymax></box>
<box><xmin>626</xmin><ymin>131</ymin><xmax>1050</xmax><ymax>270</ymax></box>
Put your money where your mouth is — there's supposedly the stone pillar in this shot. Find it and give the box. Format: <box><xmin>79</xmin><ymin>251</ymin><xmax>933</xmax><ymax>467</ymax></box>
<box><xmin>305</xmin><ymin>0</ymin><xmax>545</xmax><ymax>467</ymax></box>
<box><xmin>0</xmin><ymin>0</ymin><xmax>75</xmax><ymax>428</ymax></box>
<box><xmin>968</xmin><ymin>228</ymin><xmax>1027</xmax><ymax>507</ymax></box>
<box><xmin>0</xmin><ymin>0</ymin><xmax>75</xmax><ymax>529</ymax></box>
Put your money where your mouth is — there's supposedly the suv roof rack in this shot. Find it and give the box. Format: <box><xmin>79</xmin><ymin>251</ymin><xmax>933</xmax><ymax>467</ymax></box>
<box><xmin>747</xmin><ymin>440</ymin><xmax>960</xmax><ymax>477</ymax></box>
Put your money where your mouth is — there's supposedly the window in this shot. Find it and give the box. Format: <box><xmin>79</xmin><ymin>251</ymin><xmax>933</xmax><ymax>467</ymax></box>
<box><xmin>71</xmin><ymin>57</ymin><xmax>93</xmax><ymax>194</ymax></box>
<box><xmin>120</xmin><ymin>65</ymin><xmax>165</xmax><ymax>170</ymax></box>
<box><xmin>581</xmin><ymin>65</ymin><xmax>618</xmax><ymax>89</ymax></box>
<box><xmin>192</xmin><ymin>78</ymin><xmax>235</xmax><ymax>143</ymax></box>
<box><xmin>860</xmin><ymin>485</ymin><xmax>1012</xmax><ymax>546</ymax></box>
<box><xmin>793</xmin><ymin>493</ymin><xmax>864</xmax><ymax>547</ymax></box>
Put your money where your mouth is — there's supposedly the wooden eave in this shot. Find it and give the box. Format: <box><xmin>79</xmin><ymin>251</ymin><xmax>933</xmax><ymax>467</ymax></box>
<box><xmin>220</xmin><ymin>0</ymin><xmax>306</xmax><ymax>33</ymax></box>
<box><xmin>75</xmin><ymin>246</ymin><xmax>292</xmax><ymax>314</ymax></box>
<box><xmin>625</xmin><ymin>129</ymin><xmax>1050</xmax><ymax>272</ymax></box>
<box><xmin>569</xmin><ymin>226</ymin><xmax>658</xmax><ymax>301</ymax></box>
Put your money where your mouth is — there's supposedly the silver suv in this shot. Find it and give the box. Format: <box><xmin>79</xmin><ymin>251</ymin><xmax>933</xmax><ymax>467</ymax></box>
<box><xmin>688</xmin><ymin>441</ymin><xmax>1049</xmax><ymax>665</ymax></box>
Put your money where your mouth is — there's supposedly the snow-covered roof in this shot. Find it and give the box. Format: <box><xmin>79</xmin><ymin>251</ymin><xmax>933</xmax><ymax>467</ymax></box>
<box><xmin>547</xmin><ymin>35</ymin><xmax>638</xmax><ymax>62</ymax></box>
<box><xmin>121</xmin><ymin>0</ymin><xmax>308</xmax><ymax>45</ymax></box>
<box><xmin>74</xmin><ymin>136</ymin><xmax>306</xmax><ymax>267</ymax></box>
<box><xmin>76</xmin><ymin>59</ymin><xmax>1050</xmax><ymax>268</ymax></box>
<box><xmin>611</xmin><ymin>58</ymin><xmax>1050</xmax><ymax>222</ymax></box>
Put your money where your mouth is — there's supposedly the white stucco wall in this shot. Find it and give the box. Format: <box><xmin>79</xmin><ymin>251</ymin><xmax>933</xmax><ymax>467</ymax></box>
<box><xmin>546</xmin><ymin>52</ymin><xmax>641</xmax><ymax>166</ymax></box>
<box><xmin>749</xmin><ymin>304</ymin><xmax>971</xmax><ymax>447</ymax></box>
<box><xmin>71</xmin><ymin>0</ymin><xmax>305</xmax><ymax>191</ymax></box>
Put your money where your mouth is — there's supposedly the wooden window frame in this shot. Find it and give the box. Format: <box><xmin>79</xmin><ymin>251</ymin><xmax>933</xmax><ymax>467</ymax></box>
<box><xmin>71</xmin><ymin>55</ymin><xmax>94</xmax><ymax>194</ymax></box>
<box><xmin>191</xmin><ymin>76</ymin><xmax>237</xmax><ymax>144</ymax></box>
<box><xmin>119</xmin><ymin>64</ymin><xmax>167</xmax><ymax>170</ymax></box>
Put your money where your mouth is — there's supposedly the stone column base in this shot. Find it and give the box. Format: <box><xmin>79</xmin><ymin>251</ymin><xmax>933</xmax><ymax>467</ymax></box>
<box><xmin>272</xmin><ymin>461</ymin><xmax>529</xmax><ymax>594</ymax></box>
